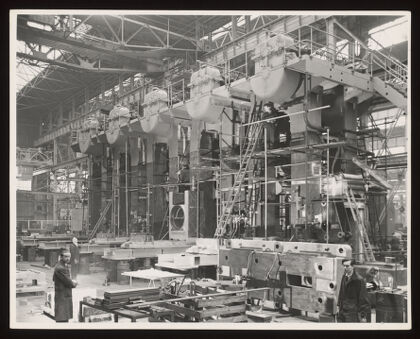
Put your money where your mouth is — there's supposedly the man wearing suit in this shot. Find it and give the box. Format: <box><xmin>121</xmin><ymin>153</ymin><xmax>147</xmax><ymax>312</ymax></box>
<box><xmin>53</xmin><ymin>249</ymin><xmax>78</xmax><ymax>322</ymax></box>
<box><xmin>337</xmin><ymin>259</ymin><xmax>371</xmax><ymax>322</ymax></box>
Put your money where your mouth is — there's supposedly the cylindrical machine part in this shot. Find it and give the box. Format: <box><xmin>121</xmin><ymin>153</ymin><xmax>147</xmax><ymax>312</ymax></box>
<box><xmin>78</xmin><ymin>116</ymin><xmax>102</xmax><ymax>154</ymax></box>
<box><xmin>140</xmin><ymin>87</ymin><xmax>172</xmax><ymax>137</ymax></box>
<box><xmin>106</xmin><ymin>105</ymin><xmax>130</xmax><ymax>145</ymax></box>
<box><xmin>186</xmin><ymin>66</ymin><xmax>225</xmax><ymax>123</ymax></box>
<box><xmin>250</xmin><ymin>34</ymin><xmax>301</xmax><ymax>103</ymax></box>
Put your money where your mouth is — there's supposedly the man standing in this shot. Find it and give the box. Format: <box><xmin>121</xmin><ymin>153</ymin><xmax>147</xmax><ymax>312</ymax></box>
<box><xmin>337</xmin><ymin>259</ymin><xmax>371</xmax><ymax>322</ymax></box>
<box><xmin>262</xmin><ymin>102</ymin><xmax>291</xmax><ymax>149</ymax></box>
<box><xmin>262</xmin><ymin>102</ymin><xmax>278</xmax><ymax>149</ymax></box>
<box><xmin>53</xmin><ymin>249</ymin><xmax>78</xmax><ymax>322</ymax></box>
<box><xmin>69</xmin><ymin>237</ymin><xmax>80</xmax><ymax>279</ymax></box>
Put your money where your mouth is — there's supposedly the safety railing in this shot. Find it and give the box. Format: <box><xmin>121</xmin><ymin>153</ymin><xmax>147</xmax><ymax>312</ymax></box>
<box><xmin>195</xmin><ymin>59</ymin><xmax>249</xmax><ymax>88</ymax></box>
<box><xmin>293</xmin><ymin>24</ymin><xmax>407</xmax><ymax>89</ymax></box>
<box><xmin>260</xmin><ymin>23</ymin><xmax>407</xmax><ymax>93</ymax></box>
<box><xmin>167</xmin><ymin>77</ymin><xmax>190</xmax><ymax>107</ymax></box>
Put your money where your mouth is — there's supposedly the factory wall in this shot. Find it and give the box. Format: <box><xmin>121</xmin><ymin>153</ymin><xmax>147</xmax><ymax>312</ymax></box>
<box><xmin>17</xmin><ymin>116</ymin><xmax>40</xmax><ymax>148</ymax></box>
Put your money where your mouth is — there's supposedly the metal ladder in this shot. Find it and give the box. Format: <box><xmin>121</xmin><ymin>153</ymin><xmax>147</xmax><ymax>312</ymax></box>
<box><xmin>88</xmin><ymin>199</ymin><xmax>112</xmax><ymax>241</ymax></box>
<box><xmin>345</xmin><ymin>188</ymin><xmax>376</xmax><ymax>262</ymax></box>
<box><xmin>214</xmin><ymin>111</ymin><xmax>263</xmax><ymax>238</ymax></box>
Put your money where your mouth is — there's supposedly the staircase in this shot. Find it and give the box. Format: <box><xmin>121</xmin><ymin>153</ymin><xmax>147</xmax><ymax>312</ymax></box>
<box><xmin>331</xmin><ymin>18</ymin><xmax>407</xmax><ymax>110</ymax></box>
<box><xmin>214</xmin><ymin>104</ymin><xmax>263</xmax><ymax>238</ymax></box>
<box><xmin>352</xmin><ymin>157</ymin><xmax>392</xmax><ymax>190</ymax></box>
<box><xmin>88</xmin><ymin>199</ymin><xmax>112</xmax><ymax>241</ymax></box>
<box><xmin>345</xmin><ymin>188</ymin><xmax>375</xmax><ymax>262</ymax></box>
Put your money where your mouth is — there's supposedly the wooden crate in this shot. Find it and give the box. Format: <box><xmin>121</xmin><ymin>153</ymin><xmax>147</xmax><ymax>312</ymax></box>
<box><xmin>159</xmin><ymin>292</ymin><xmax>248</xmax><ymax>322</ymax></box>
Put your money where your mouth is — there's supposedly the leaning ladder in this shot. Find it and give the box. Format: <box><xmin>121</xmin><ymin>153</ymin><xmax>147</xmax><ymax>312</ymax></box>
<box><xmin>88</xmin><ymin>199</ymin><xmax>112</xmax><ymax>241</ymax></box>
<box><xmin>345</xmin><ymin>188</ymin><xmax>376</xmax><ymax>262</ymax></box>
<box><xmin>214</xmin><ymin>116</ymin><xmax>263</xmax><ymax>238</ymax></box>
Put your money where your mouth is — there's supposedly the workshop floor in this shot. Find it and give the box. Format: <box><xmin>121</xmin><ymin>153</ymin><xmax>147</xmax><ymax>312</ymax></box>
<box><xmin>15</xmin><ymin>257</ymin><xmax>150</xmax><ymax>324</ymax></box>
<box><xmin>14</xmin><ymin>257</ymin><xmax>344</xmax><ymax>325</ymax></box>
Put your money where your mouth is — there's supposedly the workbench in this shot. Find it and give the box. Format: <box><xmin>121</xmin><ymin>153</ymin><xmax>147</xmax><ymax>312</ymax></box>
<box><xmin>78</xmin><ymin>299</ymin><xmax>174</xmax><ymax>322</ymax></box>
<box><xmin>155</xmin><ymin>262</ymin><xmax>217</xmax><ymax>280</ymax></box>
<box><xmin>121</xmin><ymin>268</ymin><xmax>184</xmax><ymax>287</ymax></box>
<box><xmin>79</xmin><ymin>299</ymin><xmax>146</xmax><ymax>322</ymax></box>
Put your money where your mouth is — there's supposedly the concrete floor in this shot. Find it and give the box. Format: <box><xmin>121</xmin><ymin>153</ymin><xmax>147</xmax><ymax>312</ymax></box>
<box><xmin>15</xmin><ymin>257</ymin><xmax>151</xmax><ymax>324</ymax></box>
<box><xmin>14</xmin><ymin>256</ymin><xmax>317</xmax><ymax>324</ymax></box>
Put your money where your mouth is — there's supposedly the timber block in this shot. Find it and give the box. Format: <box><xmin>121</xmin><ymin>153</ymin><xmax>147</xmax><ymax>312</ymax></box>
<box><xmin>246</xmin><ymin>311</ymin><xmax>273</xmax><ymax>322</ymax></box>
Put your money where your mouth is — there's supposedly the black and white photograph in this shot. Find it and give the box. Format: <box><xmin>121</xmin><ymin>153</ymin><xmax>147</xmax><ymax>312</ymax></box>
<box><xmin>9</xmin><ymin>10</ymin><xmax>410</xmax><ymax>329</ymax></box>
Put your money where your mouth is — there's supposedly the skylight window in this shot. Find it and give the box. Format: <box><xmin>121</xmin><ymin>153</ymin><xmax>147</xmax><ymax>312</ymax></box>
<box><xmin>368</xmin><ymin>16</ymin><xmax>408</xmax><ymax>50</ymax></box>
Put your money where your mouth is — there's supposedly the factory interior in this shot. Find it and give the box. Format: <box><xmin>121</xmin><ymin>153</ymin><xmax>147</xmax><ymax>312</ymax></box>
<box><xmin>13</xmin><ymin>12</ymin><xmax>409</xmax><ymax>326</ymax></box>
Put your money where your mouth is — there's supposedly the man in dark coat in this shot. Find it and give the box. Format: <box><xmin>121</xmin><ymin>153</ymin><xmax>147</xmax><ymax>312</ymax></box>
<box><xmin>53</xmin><ymin>249</ymin><xmax>77</xmax><ymax>322</ymax></box>
<box><xmin>262</xmin><ymin>102</ymin><xmax>291</xmax><ymax>150</ymax></box>
<box><xmin>337</xmin><ymin>259</ymin><xmax>371</xmax><ymax>322</ymax></box>
<box><xmin>69</xmin><ymin>237</ymin><xmax>80</xmax><ymax>279</ymax></box>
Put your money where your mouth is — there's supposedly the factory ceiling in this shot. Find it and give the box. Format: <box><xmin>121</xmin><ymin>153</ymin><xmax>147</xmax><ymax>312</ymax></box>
<box><xmin>15</xmin><ymin>14</ymin><xmax>402</xmax><ymax>122</ymax></box>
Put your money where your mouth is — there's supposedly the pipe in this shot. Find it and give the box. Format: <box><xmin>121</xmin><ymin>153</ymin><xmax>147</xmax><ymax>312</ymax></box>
<box><xmin>304</xmin><ymin>110</ymin><xmax>325</xmax><ymax>133</ymax></box>
<box><xmin>332</xmin><ymin>146</ymin><xmax>341</xmax><ymax>174</ymax></box>
<box><xmin>303</xmin><ymin>74</ymin><xmax>325</xmax><ymax>133</ymax></box>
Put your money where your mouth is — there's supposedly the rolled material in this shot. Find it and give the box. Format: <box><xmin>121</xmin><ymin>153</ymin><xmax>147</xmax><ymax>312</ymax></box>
<box><xmin>342</xmin><ymin>173</ymin><xmax>364</xmax><ymax>180</ymax></box>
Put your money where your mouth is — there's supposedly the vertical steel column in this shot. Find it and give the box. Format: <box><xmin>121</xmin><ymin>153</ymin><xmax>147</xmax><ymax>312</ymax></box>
<box><xmin>231</xmin><ymin>16</ymin><xmax>238</xmax><ymax>40</ymax></box>
<box><xmin>264</xmin><ymin>127</ymin><xmax>268</xmax><ymax>239</ymax></box>
<box><xmin>304</xmin><ymin>74</ymin><xmax>309</xmax><ymax>229</ymax></box>
<box><xmin>326</xmin><ymin>128</ymin><xmax>330</xmax><ymax>244</ymax></box>
<box><xmin>197</xmin><ymin>177</ymin><xmax>200</xmax><ymax>238</ymax></box>
<box><xmin>125</xmin><ymin>139</ymin><xmax>129</xmax><ymax>236</ymax></box>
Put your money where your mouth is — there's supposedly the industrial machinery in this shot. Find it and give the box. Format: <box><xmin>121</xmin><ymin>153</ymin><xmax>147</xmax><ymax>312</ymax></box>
<box><xmin>250</xmin><ymin>33</ymin><xmax>301</xmax><ymax>103</ymax></box>
<box><xmin>219</xmin><ymin>239</ymin><xmax>352</xmax><ymax>318</ymax></box>
<box><xmin>106</xmin><ymin>104</ymin><xmax>131</xmax><ymax>146</ymax></box>
<box><xmin>140</xmin><ymin>87</ymin><xmax>173</xmax><ymax>137</ymax></box>
<box><xmin>77</xmin><ymin>116</ymin><xmax>102</xmax><ymax>155</ymax></box>
<box><xmin>168</xmin><ymin>190</ymin><xmax>199</xmax><ymax>241</ymax></box>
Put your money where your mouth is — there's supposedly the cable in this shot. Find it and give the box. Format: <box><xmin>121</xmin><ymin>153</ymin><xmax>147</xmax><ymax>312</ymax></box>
<box><xmin>265</xmin><ymin>251</ymin><xmax>280</xmax><ymax>281</ymax></box>
<box><xmin>245</xmin><ymin>250</ymin><xmax>256</xmax><ymax>279</ymax></box>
